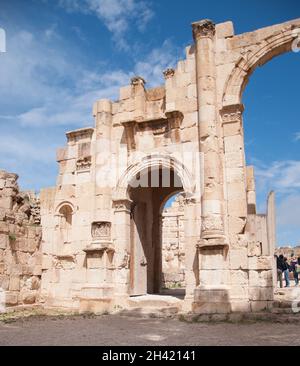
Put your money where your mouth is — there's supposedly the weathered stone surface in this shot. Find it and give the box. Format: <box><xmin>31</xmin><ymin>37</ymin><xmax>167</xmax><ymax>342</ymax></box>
<box><xmin>3</xmin><ymin>17</ymin><xmax>298</xmax><ymax>315</ymax></box>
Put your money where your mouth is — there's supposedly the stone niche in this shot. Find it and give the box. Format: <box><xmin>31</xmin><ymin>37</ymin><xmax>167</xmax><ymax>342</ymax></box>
<box><xmin>84</xmin><ymin>221</ymin><xmax>114</xmax><ymax>270</ymax></box>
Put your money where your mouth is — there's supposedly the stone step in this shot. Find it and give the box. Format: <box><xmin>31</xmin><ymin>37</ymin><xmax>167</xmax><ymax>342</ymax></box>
<box><xmin>118</xmin><ymin>306</ymin><xmax>180</xmax><ymax>318</ymax></box>
<box><xmin>128</xmin><ymin>294</ymin><xmax>182</xmax><ymax>309</ymax></box>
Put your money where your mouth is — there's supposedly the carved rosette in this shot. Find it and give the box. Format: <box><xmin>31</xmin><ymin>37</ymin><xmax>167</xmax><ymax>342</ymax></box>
<box><xmin>163</xmin><ymin>68</ymin><xmax>175</xmax><ymax>79</ymax></box>
<box><xmin>192</xmin><ymin>19</ymin><xmax>215</xmax><ymax>41</ymax></box>
<box><xmin>220</xmin><ymin>104</ymin><xmax>244</xmax><ymax>124</ymax></box>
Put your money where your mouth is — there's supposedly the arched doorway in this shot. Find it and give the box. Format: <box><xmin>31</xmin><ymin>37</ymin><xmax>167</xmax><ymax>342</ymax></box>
<box><xmin>128</xmin><ymin>166</ymin><xmax>184</xmax><ymax>295</ymax></box>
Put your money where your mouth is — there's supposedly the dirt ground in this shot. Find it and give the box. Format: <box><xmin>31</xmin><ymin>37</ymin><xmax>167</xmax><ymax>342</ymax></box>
<box><xmin>0</xmin><ymin>313</ymin><xmax>299</xmax><ymax>346</ymax></box>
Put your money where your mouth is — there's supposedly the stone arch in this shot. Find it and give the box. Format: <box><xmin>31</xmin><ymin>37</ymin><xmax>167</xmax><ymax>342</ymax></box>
<box><xmin>222</xmin><ymin>22</ymin><xmax>300</xmax><ymax>107</ymax></box>
<box><xmin>114</xmin><ymin>154</ymin><xmax>195</xmax><ymax>200</ymax></box>
<box><xmin>55</xmin><ymin>202</ymin><xmax>75</xmax><ymax>245</ymax></box>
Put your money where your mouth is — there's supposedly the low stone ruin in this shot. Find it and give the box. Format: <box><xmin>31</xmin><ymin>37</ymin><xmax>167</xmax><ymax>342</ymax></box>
<box><xmin>0</xmin><ymin>170</ymin><xmax>42</xmax><ymax>307</ymax></box>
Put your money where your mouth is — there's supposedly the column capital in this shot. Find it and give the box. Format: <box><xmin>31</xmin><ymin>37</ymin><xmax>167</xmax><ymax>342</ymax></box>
<box><xmin>163</xmin><ymin>68</ymin><xmax>175</xmax><ymax>79</ymax></box>
<box><xmin>201</xmin><ymin>214</ymin><xmax>224</xmax><ymax>239</ymax></box>
<box><xmin>112</xmin><ymin>198</ymin><xmax>133</xmax><ymax>213</ymax></box>
<box><xmin>220</xmin><ymin>103</ymin><xmax>244</xmax><ymax>124</ymax></box>
<box><xmin>131</xmin><ymin>76</ymin><xmax>146</xmax><ymax>86</ymax></box>
<box><xmin>192</xmin><ymin>19</ymin><xmax>215</xmax><ymax>41</ymax></box>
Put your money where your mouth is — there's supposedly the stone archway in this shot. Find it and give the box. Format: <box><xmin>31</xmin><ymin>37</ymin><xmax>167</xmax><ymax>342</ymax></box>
<box><xmin>112</xmin><ymin>154</ymin><xmax>199</xmax><ymax>302</ymax></box>
<box><xmin>222</xmin><ymin>21</ymin><xmax>300</xmax><ymax>107</ymax></box>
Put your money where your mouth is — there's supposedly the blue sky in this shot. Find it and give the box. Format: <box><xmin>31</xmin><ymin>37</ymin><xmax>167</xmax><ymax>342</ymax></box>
<box><xmin>0</xmin><ymin>0</ymin><xmax>299</xmax><ymax>246</ymax></box>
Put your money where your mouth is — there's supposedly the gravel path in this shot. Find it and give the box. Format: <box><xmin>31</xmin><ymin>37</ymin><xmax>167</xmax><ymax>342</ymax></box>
<box><xmin>0</xmin><ymin>314</ymin><xmax>299</xmax><ymax>346</ymax></box>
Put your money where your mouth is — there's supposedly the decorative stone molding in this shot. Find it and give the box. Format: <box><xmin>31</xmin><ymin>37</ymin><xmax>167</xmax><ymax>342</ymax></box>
<box><xmin>183</xmin><ymin>196</ymin><xmax>197</xmax><ymax>206</ymax></box>
<box><xmin>83</xmin><ymin>243</ymin><xmax>115</xmax><ymax>254</ymax></box>
<box><xmin>201</xmin><ymin>215</ymin><xmax>224</xmax><ymax>237</ymax></box>
<box><xmin>76</xmin><ymin>156</ymin><xmax>92</xmax><ymax>171</ymax></box>
<box><xmin>163</xmin><ymin>68</ymin><xmax>175</xmax><ymax>79</ymax></box>
<box><xmin>220</xmin><ymin>104</ymin><xmax>244</xmax><ymax>124</ymax></box>
<box><xmin>131</xmin><ymin>76</ymin><xmax>146</xmax><ymax>86</ymax></box>
<box><xmin>91</xmin><ymin>221</ymin><xmax>111</xmax><ymax>241</ymax></box>
<box><xmin>66</xmin><ymin>127</ymin><xmax>94</xmax><ymax>143</ymax></box>
<box><xmin>192</xmin><ymin>19</ymin><xmax>215</xmax><ymax>41</ymax></box>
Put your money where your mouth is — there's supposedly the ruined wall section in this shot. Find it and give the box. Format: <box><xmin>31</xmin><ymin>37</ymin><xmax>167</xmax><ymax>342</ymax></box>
<box><xmin>0</xmin><ymin>170</ymin><xmax>42</xmax><ymax>307</ymax></box>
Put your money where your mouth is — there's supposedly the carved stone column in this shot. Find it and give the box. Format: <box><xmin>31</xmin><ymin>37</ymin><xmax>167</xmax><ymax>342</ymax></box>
<box><xmin>192</xmin><ymin>19</ymin><xmax>225</xmax><ymax>245</ymax></box>
<box><xmin>131</xmin><ymin>76</ymin><xmax>146</xmax><ymax>122</ymax></box>
<box><xmin>220</xmin><ymin>103</ymin><xmax>248</xmax><ymax>236</ymax></box>
<box><xmin>112</xmin><ymin>199</ymin><xmax>133</xmax><ymax>301</ymax></box>
<box><xmin>182</xmin><ymin>196</ymin><xmax>200</xmax><ymax>309</ymax></box>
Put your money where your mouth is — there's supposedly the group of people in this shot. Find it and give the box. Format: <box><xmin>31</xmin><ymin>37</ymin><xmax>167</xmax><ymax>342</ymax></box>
<box><xmin>276</xmin><ymin>254</ymin><xmax>300</xmax><ymax>288</ymax></box>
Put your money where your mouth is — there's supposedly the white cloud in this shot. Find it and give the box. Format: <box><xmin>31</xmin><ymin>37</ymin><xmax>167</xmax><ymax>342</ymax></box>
<box><xmin>58</xmin><ymin>0</ymin><xmax>154</xmax><ymax>50</ymax></box>
<box><xmin>295</xmin><ymin>132</ymin><xmax>300</xmax><ymax>141</ymax></box>
<box><xmin>277</xmin><ymin>194</ymin><xmax>300</xmax><ymax>228</ymax></box>
<box><xmin>2</xmin><ymin>32</ymin><xmax>177</xmax><ymax>128</ymax></box>
<box><xmin>254</xmin><ymin>160</ymin><xmax>300</xmax><ymax>194</ymax></box>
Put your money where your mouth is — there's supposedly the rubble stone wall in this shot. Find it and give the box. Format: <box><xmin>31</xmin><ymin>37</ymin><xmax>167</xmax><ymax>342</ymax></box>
<box><xmin>0</xmin><ymin>171</ymin><xmax>42</xmax><ymax>307</ymax></box>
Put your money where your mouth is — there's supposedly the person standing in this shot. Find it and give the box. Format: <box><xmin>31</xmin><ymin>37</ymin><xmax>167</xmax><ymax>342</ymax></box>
<box><xmin>295</xmin><ymin>257</ymin><xmax>300</xmax><ymax>286</ymax></box>
<box><xmin>276</xmin><ymin>255</ymin><xmax>284</xmax><ymax>288</ymax></box>
<box><xmin>283</xmin><ymin>257</ymin><xmax>290</xmax><ymax>288</ymax></box>
<box><xmin>291</xmin><ymin>257</ymin><xmax>299</xmax><ymax>286</ymax></box>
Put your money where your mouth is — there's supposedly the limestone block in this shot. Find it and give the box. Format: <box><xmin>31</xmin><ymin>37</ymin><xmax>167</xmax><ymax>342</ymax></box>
<box><xmin>228</xmin><ymin>216</ymin><xmax>246</xmax><ymax>235</ymax></box>
<box><xmin>227</xmin><ymin>199</ymin><xmax>247</xmax><ymax>218</ymax></box>
<box><xmin>72</xmin><ymin>269</ymin><xmax>87</xmax><ymax>284</ymax></box>
<box><xmin>31</xmin><ymin>276</ymin><xmax>40</xmax><ymax>290</ymax></box>
<box><xmin>225</xmin><ymin>151</ymin><xmax>245</xmax><ymax>168</ymax></box>
<box><xmin>248</xmin><ymin>270</ymin><xmax>260</xmax><ymax>287</ymax></box>
<box><xmin>248</xmin><ymin>256</ymin><xmax>273</xmax><ymax>270</ymax></box>
<box><xmin>223</xmin><ymin>121</ymin><xmax>241</xmax><ymax>137</ymax></box>
<box><xmin>229</xmin><ymin>285</ymin><xmax>249</xmax><ymax>299</ymax></box>
<box><xmin>5</xmin><ymin>291</ymin><xmax>18</xmax><ymax>306</ymax></box>
<box><xmin>0</xmin><ymin>233</ymin><xmax>8</xmax><ymax>249</ymax></box>
<box><xmin>230</xmin><ymin>270</ymin><xmax>248</xmax><ymax>285</ymax></box>
<box><xmin>247</xmin><ymin>242</ymin><xmax>262</xmax><ymax>257</ymax></box>
<box><xmin>216</xmin><ymin>21</ymin><xmax>234</xmax><ymax>39</ymax></box>
<box><xmin>199</xmin><ymin>270</ymin><xmax>230</xmax><ymax>287</ymax></box>
<box><xmin>200</xmin><ymin>249</ymin><xmax>228</xmax><ymax>270</ymax></box>
<box><xmin>33</xmin><ymin>265</ymin><xmax>42</xmax><ymax>276</ymax></box>
<box><xmin>227</xmin><ymin>182</ymin><xmax>247</xmax><ymax>200</ymax></box>
<box><xmin>249</xmin><ymin>287</ymin><xmax>273</xmax><ymax>301</ymax></box>
<box><xmin>87</xmin><ymin>268</ymin><xmax>105</xmax><ymax>283</ymax></box>
<box><xmin>9</xmin><ymin>276</ymin><xmax>20</xmax><ymax>291</ymax></box>
<box><xmin>224</xmin><ymin>135</ymin><xmax>243</xmax><ymax>153</ymax></box>
<box><xmin>20</xmin><ymin>290</ymin><xmax>37</xmax><ymax>304</ymax></box>
<box><xmin>230</xmin><ymin>300</ymin><xmax>251</xmax><ymax>312</ymax></box>
<box><xmin>0</xmin><ymin>275</ymin><xmax>9</xmax><ymax>290</ymax></box>
<box><xmin>226</xmin><ymin>167</ymin><xmax>244</xmax><ymax>183</ymax></box>
<box><xmin>229</xmin><ymin>248</ymin><xmax>248</xmax><ymax>269</ymax></box>
<box><xmin>250</xmin><ymin>301</ymin><xmax>271</xmax><ymax>312</ymax></box>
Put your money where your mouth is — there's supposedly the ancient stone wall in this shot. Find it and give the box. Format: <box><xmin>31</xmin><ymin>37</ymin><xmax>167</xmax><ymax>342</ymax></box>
<box><xmin>161</xmin><ymin>194</ymin><xmax>185</xmax><ymax>288</ymax></box>
<box><xmin>0</xmin><ymin>171</ymin><xmax>42</xmax><ymax>308</ymax></box>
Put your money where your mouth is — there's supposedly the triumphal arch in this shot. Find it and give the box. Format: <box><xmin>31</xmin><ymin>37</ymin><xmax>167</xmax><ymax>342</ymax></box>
<box><xmin>38</xmin><ymin>18</ymin><xmax>300</xmax><ymax>314</ymax></box>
